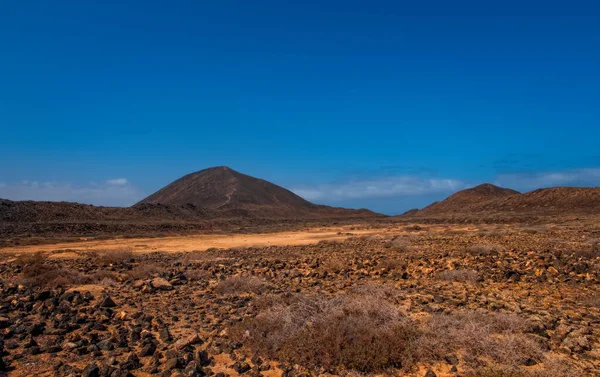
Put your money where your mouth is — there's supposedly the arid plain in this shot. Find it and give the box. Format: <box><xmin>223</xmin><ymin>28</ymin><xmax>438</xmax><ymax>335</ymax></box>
<box><xmin>1</xmin><ymin>168</ymin><xmax>600</xmax><ymax>377</ymax></box>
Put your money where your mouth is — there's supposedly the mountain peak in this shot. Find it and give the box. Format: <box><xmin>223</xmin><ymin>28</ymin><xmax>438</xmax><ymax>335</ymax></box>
<box><xmin>137</xmin><ymin>166</ymin><xmax>313</xmax><ymax>211</ymax></box>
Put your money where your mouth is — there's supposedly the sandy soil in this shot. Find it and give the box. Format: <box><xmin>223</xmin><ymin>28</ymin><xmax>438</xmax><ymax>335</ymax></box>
<box><xmin>0</xmin><ymin>225</ymin><xmax>448</xmax><ymax>255</ymax></box>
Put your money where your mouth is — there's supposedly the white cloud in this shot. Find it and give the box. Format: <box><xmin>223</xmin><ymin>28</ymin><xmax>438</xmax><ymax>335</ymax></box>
<box><xmin>106</xmin><ymin>178</ymin><xmax>128</xmax><ymax>186</ymax></box>
<box><xmin>0</xmin><ymin>179</ymin><xmax>145</xmax><ymax>207</ymax></box>
<box><xmin>292</xmin><ymin>176</ymin><xmax>466</xmax><ymax>202</ymax></box>
<box><xmin>495</xmin><ymin>167</ymin><xmax>600</xmax><ymax>191</ymax></box>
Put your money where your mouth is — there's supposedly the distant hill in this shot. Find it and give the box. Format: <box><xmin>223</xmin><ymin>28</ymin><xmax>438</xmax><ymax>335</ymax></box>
<box><xmin>137</xmin><ymin>166</ymin><xmax>379</xmax><ymax>218</ymax></box>
<box><xmin>414</xmin><ymin>184</ymin><xmax>520</xmax><ymax>216</ymax></box>
<box><xmin>468</xmin><ymin>187</ymin><xmax>600</xmax><ymax>214</ymax></box>
<box><xmin>137</xmin><ymin>166</ymin><xmax>313</xmax><ymax>211</ymax></box>
<box><xmin>406</xmin><ymin>184</ymin><xmax>600</xmax><ymax>217</ymax></box>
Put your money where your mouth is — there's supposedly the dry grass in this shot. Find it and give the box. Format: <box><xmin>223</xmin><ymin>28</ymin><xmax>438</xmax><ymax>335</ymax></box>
<box><xmin>387</xmin><ymin>237</ymin><xmax>413</xmax><ymax>252</ymax></box>
<box><xmin>183</xmin><ymin>269</ymin><xmax>213</xmax><ymax>281</ymax></box>
<box><xmin>418</xmin><ymin>310</ymin><xmax>543</xmax><ymax>368</ymax></box>
<box><xmin>235</xmin><ymin>291</ymin><xmax>418</xmax><ymax>373</ymax></box>
<box><xmin>437</xmin><ymin>269</ymin><xmax>480</xmax><ymax>283</ymax></box>
<box><xmin>215</xmin><ymin>275</ymin><xmax>266</xmax><ymax>294</ymax></box>
<box><xmin>465</xmin><ymin>243</ymin><xmax>506</xmax><ymax>256</ymax></box>
<box><xmin>126</xmin><ymin>262</ymin><xmax>165</xmax><ymax>280</ymax></box>
<box><xmin>465</xmin><ymin>355</ymin><xmax>581</xmax><ymax>377</ymax></box>
<box><xmin>320</xmin><ymin>256</ymin><xmax>348</xmax><ymax>274</ymax></box>
<box><xmin>94</xmin><ymin>248</ymin><xmax>134</xmax><ymax>265</ymax></box>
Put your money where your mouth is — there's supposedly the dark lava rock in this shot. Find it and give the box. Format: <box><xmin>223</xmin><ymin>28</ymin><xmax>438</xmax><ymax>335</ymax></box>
<box><xmin>140</xmin><ymin>342</ymin><xmax>157</xmax><ymax>357</ymax></box>
<box><xmin>98</xmin><ymin>295</ymin><xmax>117</xmax><ymax>308</ymax></box>
<box><xmin>82</xmin><ymin>362</ymin><xmax>100</xmax><ymax>377</ymax></box>
<box><xmin>232</xmin><ymin>361</ymin><xmax>250</xmax><ymax>374</ymax></box>
<box><xmin>121</xmin><ymin>352</ymin><xmax>141</xmax><ymax>370</ymax></box>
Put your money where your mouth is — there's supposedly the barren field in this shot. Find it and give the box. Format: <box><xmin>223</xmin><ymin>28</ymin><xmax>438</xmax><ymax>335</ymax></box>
<box><xmin>1</xmin><ymin>219</ymin><xmax>600</xmax><ymax>376</ymax></box>
<box><xmin>0</xmin><ymin>225</ymin><xmax>418</xmax><ymax>256</ymax></box>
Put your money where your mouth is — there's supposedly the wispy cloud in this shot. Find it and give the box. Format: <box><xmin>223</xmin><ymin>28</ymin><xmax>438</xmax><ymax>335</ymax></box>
<box><xmin>292</xmin><ymin>176</ymin><xmax>466</xmax><ymax>201</ymax></box>
<box><xmin>495</xmin><ymin>167</ymin><xmax>600</xmax><ymax>191</ymax></box>
<box><xmin>106</xmin><ymin>178</ymin><xmax>128</xmax><ymax>186</ymax></box>
<box><xmin>0</xmin><ymin>179</ymin><xmax>145</xmax><ymax>207</ymax></box>
<box><xmin>292</xmin><ymin>167</ymin><xmax>600</xmax><ymax>203</ymax></box>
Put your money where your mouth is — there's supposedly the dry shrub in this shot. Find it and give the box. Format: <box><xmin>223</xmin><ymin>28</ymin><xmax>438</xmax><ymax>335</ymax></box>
<box><xmin>94</xmin><ymin>249</ymin><xmax>134</xmax><ymax>265</ymax></box>
<box><xmin>15</xmin><ymin>251</ymin><xmax>47</xmax><ymax>266</ymax></box>
<box><xmin>320</xmin><ymin>256</ymin><xmax>348</xmax><ymax>273</ymax></box>
<box><xmin>418</xmin><ymin>310</ymin><xmax>543</xmax><ymax>368</ymax></box>
<box><xmin>437</xmin><ymin>269</ymin><xmax>480</xmax><ymax>283</ymax></box>
<box><xmin>235</xmin><ymin>291</ymin><xmax>418</xmax><ymax>373</ymax></box>
<box><xmin>181</xmin><ymin>250</ymin><xmax>226</xmax><ymax>264</ymax></box>
<box><xmin>216</xmin><ymin>275</ymin><xmax>266</xmax><ymax>294</ymax></box>
<box><xmin>572</xmin><ymin>248</ymin><xmax>600</xmax><ymax>260</ymax></box>
<box><xmin>127</xmin><ymin>263</ymin><xmax>165</xmax><ymax>280</ymax></box>
<box><xmin>465</xmin><ymin>355</ymin><xmax>580</xmax><ymax>377</ymax></box>
<box><xmin>466</xmin><ymin>243</ymin><xmax>506</xmax><ymax>256</ymax></box>
<box><xmin>378</xmin><ymin>256</ymin><xmax>405</xmax><ymax>272</ymax></box>
<box><xmin>88</xmin><ymin>270</ymin><xmax>119</xmax><ymax>285</ymax></box>
<box><xmin>183</xmin><ymin>269</ymin><xmax>212</xmax><ymax>281</ymax></box>
<box><xmin>387</xmin><ymin>237</ymin><xmax>413</xmax><ymax>252</ymax></box>
<box><xmin>16</xmin><ymin>252</ymin><xmax>121</xmax><ymax>287</ymax></box>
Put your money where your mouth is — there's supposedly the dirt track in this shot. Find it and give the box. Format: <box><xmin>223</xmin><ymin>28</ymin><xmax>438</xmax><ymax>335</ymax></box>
<box><xmin>0</xmin><ymin>225</ymin><xmax>428</xmax><ymax>255</ymax></box>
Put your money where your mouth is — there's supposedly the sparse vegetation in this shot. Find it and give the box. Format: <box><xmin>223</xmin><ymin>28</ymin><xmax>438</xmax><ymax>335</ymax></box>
<box><xmin>216</xmin><ymin>275</ymin><xmax>266</xmax><ymax>294</ymax></box>
<box><xmin>94</xmin><ymin>248</ymin><xmax>134</xmax><ymax>265</ymax></box>
<box><xmin>437</xmin><ymin>268</ymin><xmax>480</xmax><ymax>282</ymax></box>
<box><xmin>235</xmin><ymin>291</ymin><xmax>419</xmax><ymax>373</ymax></box>
<box><xmin>466</xmin><ymin>243</ymin><xmax>506</xmax><ymax>256</ymax></box>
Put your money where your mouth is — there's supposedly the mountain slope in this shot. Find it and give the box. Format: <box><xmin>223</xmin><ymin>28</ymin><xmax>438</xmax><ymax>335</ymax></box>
<box><xmin>415</xmin><ymin>184</ymin><xmax>520</xmax><ymax>216</ymax></box>
<box><xmin>137</xmin><ymin>166</ymin><xmax>313</xmax><ymax>211</ymax></box>
<box><xmin>468</xmin><ymin>187</ymin><xmax>600</xmax><ymax>214</ymax></box>
<box><xmin>409</xmin><ymin>185</ymin><xmax>600</xmax><ymax>217</ymax></box>
<box><xmin>136</xmin><ymin>166</ymin><xmax>380</xmax><ymax>218</ymax></box>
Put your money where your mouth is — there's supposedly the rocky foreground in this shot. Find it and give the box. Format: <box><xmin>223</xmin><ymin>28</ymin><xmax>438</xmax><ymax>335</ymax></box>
<box><xmin>1</xmin><ymin>221</ymin><xmax>600</xmax><ymax>376</ymax></box>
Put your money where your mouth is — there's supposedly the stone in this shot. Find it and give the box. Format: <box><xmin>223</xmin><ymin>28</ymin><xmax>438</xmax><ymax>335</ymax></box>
<box><xmin>99</xmin><ymin>295</ymin><xmax>117</xmax><ymax>308</ymax></box>
<box><xmin>175</xmin><ymin>333</ymin><xmax>200</xmax><ymax>350</ymax></box>
<box><xmin>151</xmin><ymin>278</ymin><xmax>173</xmax><ymax>291</ymax></box>
<box><xmin>82</xmin><ymin>362</ymin><xmax>100</xmax><ymax>377</ymax></box>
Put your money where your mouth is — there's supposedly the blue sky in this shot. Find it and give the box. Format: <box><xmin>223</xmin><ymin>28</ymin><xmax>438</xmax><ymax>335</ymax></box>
<box><xmin>1</xmin><ymin>1</ymin><xmax>599</xmax><ymax>214</ymax></box>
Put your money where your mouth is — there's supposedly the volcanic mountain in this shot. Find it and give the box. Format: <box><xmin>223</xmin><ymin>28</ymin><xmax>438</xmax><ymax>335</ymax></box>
<box><xmin>136</xmin><ymin>166</ymin><xmax>377</xmax><ymax>218</ymax></box>
<box><xmin>414</xmin><ymin>183</ymin><xmax>520</xmax><ymax>216</ymax></box>
<box><xmin>409</xmin><ymin>183</ymin><xmax>600</xmax><ymax>217</ymax></box>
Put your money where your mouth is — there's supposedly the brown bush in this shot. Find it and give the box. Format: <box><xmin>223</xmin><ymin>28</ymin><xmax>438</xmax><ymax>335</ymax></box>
<box><xmin>378</xmin><ymin>256</ymin><xmax>405</xmax><ymax>272</ymax></box>
<box><xmin>465</xmin><ymin>243</ymin><xmax>506</xmax><ymax>256</ymax></box>
<box><xmin>387</xmin><ymin>237</ymin><xmax>413</xmax><ymax>252</ymax></box>
<box><xmin>127</xmin><ymin>263</ymin><xmax>165</xmax><ymax>280</ymax></box>
<box><xmin>183</xmin><ymin>269</ymin><xmax>212</xmax><ymax>281</ymax></box>
<box><xmin>216</xmin><ymin>275</ymin><xmax>266</xmax><ymax>294</ymax></box>
<box><xmin>418</xmin><ymin>310</ymin><xmax>543</xmax><ymax>368</ymax></box>
<box><xmin>234</xmin><ymin>292</ymin><xmax>419</xmax><ymax>373</ymax></box>
<box><xmin>320</xmin><ymin>256</ymin><xmax>348</xmax><ymax>273</ymax></box>
<box><xmin>94</xmin><ymin>249</ymin><xmax>134</xmax><ymax>265</ymax></box>
<box><xmin>15</xmin><ymin>251</ymin><xmax>47</xmax><ymax>266</ymax></box>
<box><xmin>465</xmin><ymin>356</ymin><xmax>580</xmax><ymax>377</ymax></box>
<box><xmin>437</xmin><ymin>269</ymin><xmax>480</xmax><ymax>283</ymax></box>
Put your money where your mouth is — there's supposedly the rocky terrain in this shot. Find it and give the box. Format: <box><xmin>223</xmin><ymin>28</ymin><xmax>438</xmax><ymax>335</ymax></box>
<box><xmin>1</xmin><ymin>219</ymin><xmax>600</xmax><ymax>376</ymax></box>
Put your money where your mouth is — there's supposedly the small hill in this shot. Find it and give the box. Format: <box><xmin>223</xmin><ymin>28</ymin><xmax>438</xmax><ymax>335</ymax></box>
<box><xmin>415</xmin><ymin>184</ymin><xmax>520</xmax><ymax>216</ymax></box>
<box><xmin>469</xmin><ymin>187</ymin><xmax>600</xmax><ymax>214</ymax></box>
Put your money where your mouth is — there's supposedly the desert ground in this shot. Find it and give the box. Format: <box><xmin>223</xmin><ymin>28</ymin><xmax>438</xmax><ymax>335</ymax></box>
<box><xmin>1</xmin><ymin>218</ymin><xmax>600</xmax><ymax>377</ymax></box>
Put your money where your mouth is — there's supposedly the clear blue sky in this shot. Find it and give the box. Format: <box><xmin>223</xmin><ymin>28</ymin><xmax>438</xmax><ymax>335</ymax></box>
<box><xmin>1</xmin><ymin>1</ymin><xmax>599</xmax><ymax>214</ymax></box>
